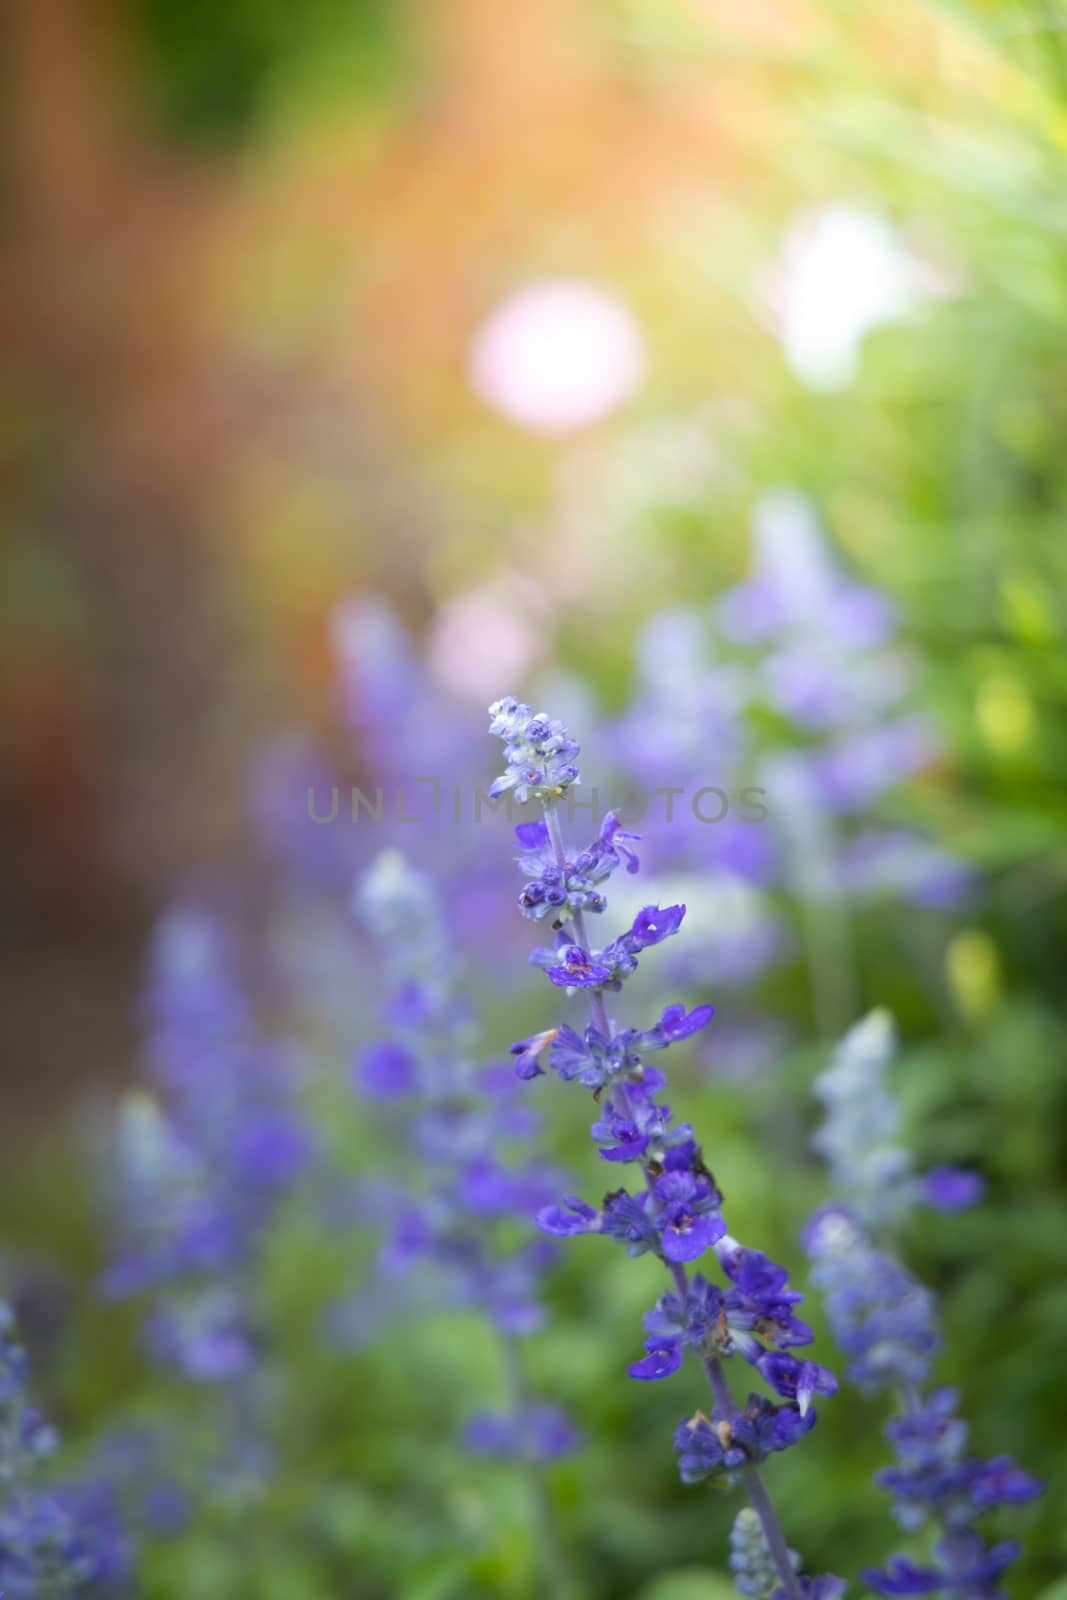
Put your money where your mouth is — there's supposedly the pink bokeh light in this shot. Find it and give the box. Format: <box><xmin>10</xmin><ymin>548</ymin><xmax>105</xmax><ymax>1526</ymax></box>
<box><xmin>468</xmin><ymin>278</ymin><xmax>647</xmax><ymax>434</ymax></box>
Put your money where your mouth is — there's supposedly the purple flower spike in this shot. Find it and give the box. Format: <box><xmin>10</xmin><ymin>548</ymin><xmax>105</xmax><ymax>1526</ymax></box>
<box><xmin>492</xmin><ymin>695</ymin><xmax>835</xmax><ymax>1592</ymax></box>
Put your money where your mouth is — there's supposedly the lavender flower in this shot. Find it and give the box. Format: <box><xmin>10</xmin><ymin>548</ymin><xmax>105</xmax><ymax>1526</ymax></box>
<box><xmin>490</xmin><ymin>697</ymin><xmax>839</xmax><ymax>1600</ymax></box>
<box><xmin>807</xmin><ymin>1014</ymin><xmax>1042</xmax><ymax>1598</ymax></box>
<box><xmin>0</xmin><ymin>1304</ymin><xmax>130</xmax><ymax>1596</ymax></box>
<box><xmin>342</xmin><ymin>850</ymin><xmax>577</xmax><ymax>1465</ymax></box>
<box><xmin>516</xmin><ymin>812</ymin><xmax>639</xmax><ymax>922</ymax></box>
<box><xmin>488</xmin><ymin>697</ymin><xmax>581</xmax><ymax>803</ymax></box>
<box><xmin>104</xmin><ymin>906</ymin><xmax>310</xmax><ymax>1387</ymax></box>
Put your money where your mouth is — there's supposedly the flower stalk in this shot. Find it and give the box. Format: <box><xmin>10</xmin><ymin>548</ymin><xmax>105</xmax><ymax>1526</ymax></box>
<box><xmin>491</xmin><ymin>696</ymin><xmax>839</xmax><ymax>1600</ymax></box>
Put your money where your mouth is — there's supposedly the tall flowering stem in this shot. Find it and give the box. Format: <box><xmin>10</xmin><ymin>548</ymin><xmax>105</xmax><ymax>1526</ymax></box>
<box><xmin>102</xmin><ymin>904</ymin><xmax>311</xmax><ymax>1497</ymax></box>
<box><xmin>491</xmin><ymin>697</ymin><xmax>841</xmax><ymax>1600</ymax></box>
<box><xmin>806</xmin><ymin>1013</ymin><xmax>1042</xmax><ymax>1597</ymax></box>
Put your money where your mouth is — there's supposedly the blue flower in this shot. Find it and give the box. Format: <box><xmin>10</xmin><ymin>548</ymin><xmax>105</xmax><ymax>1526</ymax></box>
<box><xmin>514</xmin><ymin>812</ymin><xmax>640</xmax><ymax>923</ymax></box>
<box><xmin>600</xmin><ymin>1189</ymin><xmax>662</xmax><ymax>1257</ymax></box>
<box><xmin>494</xmin><ymin>695</ymin><xmax>834</xmax><ymax>1589</ymax></box>
<box><xmin>803</xmin><ymin>1207</ymin><xmax>939</xmax><ymax>1393</ymax></box>
<box><xmin>0</xmin><ymin>1305</ymin><xmax>127</xmax><ymax>1597</ymax></box>
<box><xmin>754</xmin><ymin>1352</ymin><xmax>838</xmax><ymax>1416</ymax></box>
<box><xmin>675</xmin><ymin>1393</ymin><xmax>816</xmax><ymax>1484</ymax></box>
<box><xmin>535</xmin><ymin>1196</ymin><xmax>601</xmax><ymax>1238</ymax></box>
<box><xmin>356</xmin><ymin>1041</ymin><xmax>418</xmax><ymax>1098</ymax></box>
<box><xmin>464</xmin><ymin>1403</ymin><xmax>580</xmax><ymax>1463</ymax></box>
<box><xmin>641</xmin><ymin>1002</ymin><xmax>716</xmax><ymax>1047</ymax></box>
<box><xmin>623</xmin><ymin>903</ymin><xmax>687</xmax><ymax>951</ymax></box>
<box><xmin>630</xmin><ymin>1275</ymin><xmax>724</xmax><ymax>1378</ymax></box>
<box><xmin>346</xmin><ymin>850</ymin><xmax>577</xmax><ymax>1459</ymax></box>
<box><xmin>629</xmin><ymin>1339</ymin><xmax>686</xmax><ymax>1381</ymax></box>
<box><xmin>715</xmin><ymin>1239</ymin><xmax>814</xmax><ymax>1356</ymax></box>
<box><xmin>865</xmin><ymin>1534</ymin><xmax>1020</xmax><ymax>1596</ymax></box>
<box><xmin>810</xmin><ymin>1013</ymin><xmax>1042</xmax><ymax>1596</ymax></box>
<box><xmin>920</xmin><ymin>1166</ymin><xmax>986</xmax><ymax>1213</ymax></box>
<box><xmin>543</xmin><ymin>944</ymin><xmax>615</xmax><ymax>989</ymax></box>
<box><xmin>674</xmin><ymin>1411</ymin><xmax>748</xmax><ymax>1485</ymax></box>
<box><xmin>488</xmin><ymin>697</ymin><xmax>581</xmax><ymax>804</ymax></box>
<box><xmin>653</xmin><ymin>1171</ymin><xmax>726</xmax><ymax>1263</ymax></box>
<box><xmin>875</xmin><ymin>1390</ymin><xmax>1041</xmax><ymax>1535</ymax></box>
<box><xmin>508</xmin><ymin>1028</ymin><xmax>559</xmax><ymax>1081</ymax></box>
<box><xmin>592</xmin><ymin>1095</ymin><xmax>693</xmax><ymax>1165</ymax></box>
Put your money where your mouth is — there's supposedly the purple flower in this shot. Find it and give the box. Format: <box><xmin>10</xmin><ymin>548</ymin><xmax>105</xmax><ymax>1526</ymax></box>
<box><xmin>865</xmin><ymin>1535</ymin><xmax>1021</xmax><ymax>1596</ymax></box>
<box><xmin>674</xmin><ymin>1411</ymin><xmax>748</xmax><ymax>1485</ymax></box>
<box><xmin>544</xmin><ymin>944</ymin><xmax>615</xmax><ymax>989</ymax></box>
<box><xmin>514</xmin><ymin>812</ymin><xmax>640</xmax><ymax>924</ymax></box>
<box><xmin>804</xmin><ymin>1208</ymin><xmax>940</xmax><ymax>1393</ymax></box>
<box><xmin>492</xmin><ymin>694</ymin><xmax>835</xmax><ymax>1591</ymax></box>
<box><xmin>514</xmin><ymin>820</ymin><xmax>550</xmax><ymax>851</ymax></box>
<box><xmin>592</xmin><ymin>1106</ymin><xmax>652</xmax><ymax>1163</ymax></box>
<box><xmin>715</xmin><ymin>1240</ymin><xmax>814</xmax><ymax>1355</ymax></box>
<box><xmin>459</xmin><ymin>1159</ymin><xmax>515</xmax><ymax>1216</ymax></box>
<box><xmin>596</xmin><ymin>811</ymin><xmax>642</xmax><ymax>874</ymax></box>
<box><xmin>629</xmin><ymin>1338</ymin><xmax>685</xmax><ymax>1381</ymax></box>
<box><xmin>356</xmin><ymin>1042</ymin><xmax>418</xmax><ymax>1099</ymax></box>
<box><xmin>809</xmin><ymin>1013</ymin><xmax>1041</xmax><ymax>1595</ymax></box>
<box><xmin>657</xmin><ymin>1002</ymin><xmax>715</xmax><ymax>1041</ymax></box>
<box><xmin>920</xmin><ymin>1166</ymin><xmax>986</xmax><ymax>1213</ymax></box>
<box><xmin>488</xmin><ymin>698</ymin><xmax>581</xmax><ymax>804</ymax></box>
<box><xmin>675</xmin><ymin>1392</ymin><xmax>814</xmax><ymax>1486</ymax></box>
<box><xmin>969</xmin><ymin>1456</ymin><xmax>1042</xmax><ymax>1509</ymax></box>
<box><xmin>636</xmin><ymin>1002</ymin><xmax>716</xmax><ymax>1053</ymax></box>
<box><xmin>624</xmin><ymin>904</ymin><xmax>687</xmax><ymax>951</ymax></box>
<box><xmin>755</xmin><ymin>1352</ymin><xmax>838</xmax><ymax>1415</ymax></box>
<box><xmin>464</xmin><ymin>1402</ymin><xmax>579</xmax><ymax>1462</ymax></box>
<box><xmin>591</xmin><ymin>1097</ymin><xmax>691</xmax><ymax>1164</ymax></box>
<box><xmin>600</xmin><ymin>1189</ymin><xmax>661</xmax><ymax>1257</ymax></box>
<box><xmin>654</xmin><ymin>1171</ymin><xmax>726</xmax><ymax>1263</ymax></box>
<box><xmin>535</xmin><ymin>1196</ymin><xmax>601</xmax><ymax>1238</ymax></box>
<box><xmin>509</xmin><ymin>1028</ymin><xmax>559</xmax><ymax>1081</ymax></box>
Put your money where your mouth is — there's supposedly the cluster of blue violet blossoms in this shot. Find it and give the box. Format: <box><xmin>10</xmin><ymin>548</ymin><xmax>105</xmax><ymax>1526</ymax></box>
<box><xmin>805</xmin><ymin>1012</ymin><xmax>1042</xmax><ymax>1598</ymax></box>
<box><xmin>105</xmin><ymin>905</ymin><xmax>311</xmax><ymax>1379</ymax></box>
<box><xmin>491</xmin><ymin>698</ymin><xmax>840</xmax><ymax>1600</ymax></box>
<box><xmin>1</xmin><ymin>1303</ymin><xmax>129</xmax><ymax>1596</ymax></box>
<box><xmin>102</xmin><ymin>905</ymin><xmax>311</xmax><ymax>1498</ymax></box>
<box><xmin>345</xmin><ymin>849</ymin><xmax>578</xmax><ymax>1465</ymax></box>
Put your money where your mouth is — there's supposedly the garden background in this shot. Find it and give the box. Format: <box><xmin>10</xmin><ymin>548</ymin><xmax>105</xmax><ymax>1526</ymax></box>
<box><xmin>1</xmin><ymin>2</ymin><xmax>1066</xmax><ymax>1596</ymax></box>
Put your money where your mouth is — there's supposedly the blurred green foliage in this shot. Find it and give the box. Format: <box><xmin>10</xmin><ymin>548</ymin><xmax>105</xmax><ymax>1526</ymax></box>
<box><xmin>129</xmin><ymin>0</ymin><xmax>405</xmax><ymax>143</ymax></box>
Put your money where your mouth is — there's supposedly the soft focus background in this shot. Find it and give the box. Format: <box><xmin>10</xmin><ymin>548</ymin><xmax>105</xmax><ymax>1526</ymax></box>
<box><xmin>2</xmin><ymin>1</ymin><xmax>1066</xmax><ymax>1596</ymax></box>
